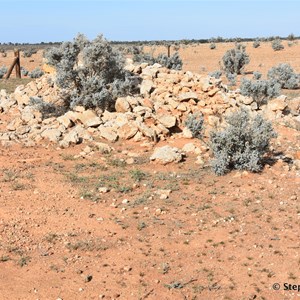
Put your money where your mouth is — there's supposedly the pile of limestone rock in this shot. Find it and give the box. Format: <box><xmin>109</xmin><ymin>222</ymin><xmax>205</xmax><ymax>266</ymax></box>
<box><xmin>0</xmin><ymin>62</ymin><xmax>299</xmax><ymax>150</ymax></box>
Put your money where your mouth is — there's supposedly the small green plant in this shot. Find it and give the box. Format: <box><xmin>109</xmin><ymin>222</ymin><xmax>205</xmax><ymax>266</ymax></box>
<box><xmin>44</xmin><ymin>233</ymin><xmax>59</xmax><ymax>243</ymax></box>
<box><xmin>130</xmin><ymin>169</ymin><xmax>147</xmax><ymax>182</ymax></box>
<box><xmin>3</xmin><ymin>170</ymin><xmax>17</xmax><ymax>182</ymax></box>
<box><xmin>107</xmin><ymin>159</ymin><xmax>127</xmax><ymax>168</ymax></box>
<box><xmin>137</xmin><ymin>221</ymin><xmax>147</xmax><ymax>231</ymax></box>
<box><xmin>11</xmin><ymin>182</ymin><xmax>26</xmax><ymax>191</ymax></box>
<box><xmin>18</xmin><ymin>256</ymin><xmax>31</xmax><ymax>267</ymax></box>
<box><xmin>0</xmin><ymin>256</ymin><xmax>10</xmax><ymax>262</ymax></box>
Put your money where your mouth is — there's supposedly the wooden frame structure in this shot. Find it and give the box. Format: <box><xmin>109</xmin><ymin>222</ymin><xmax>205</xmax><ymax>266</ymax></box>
<box><xmin>5</xmin><ymin>49</ymin><xmax>21</xmax><ymax>79</ymax></box>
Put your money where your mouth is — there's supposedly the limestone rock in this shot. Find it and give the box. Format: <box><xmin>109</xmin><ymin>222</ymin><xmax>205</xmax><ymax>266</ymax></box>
<box><xmin>267</xmin><ymin>96</ymin><xmax>287</xmax><ymax>111</ymax></box>
<box><xmin>287</xmin><ymin>97</ymin><xmax>300</xmax><ymax>116</ymax></box>
<box><xmin>0</xmin><ymin>97</ymin><xmax>16</xmax><ymax>112</ymax></box>
<box><xmin>118</xmin><ymin>122</ymin><xmax>139</xmax><ymax>140</ymax></box>
<box><xmin>21</xmin><ymin>107</ymin><xmax>36</xmax><ymax>123</ymax></box>
<box><xmin>59</xmin><ymin>129</ymin><xmax>80</xmax><ymax>148</ymax></box>
<box><xmin>77</xmin><ymin>110</ymin><xmax>102</xmax><ymax>127</ymax></box>
<box><xmin>115</xmin><ymin>97</ymin><xmax>131</xmax><ymax>113</ymax></box>
<box><xmin>13</xmin><ymin>85</ymin><xmax>30</xmax><ymax>106</ymax></box>
<box><xmin>41</xmin><ymin>128</ymin><xmax>62</xmax><ymax>142</ymax></box>
<box><xmin>156</xmin><ymin>114</ymin><xmax>176</xmax><ymax>128</ymax></box>
<box><xmin>95</xmin><ymin>142</ymin><xmax>113</xmax><ymax>154</ymax></box>
<box><xmin>182</xmin><ymin>127</ymin><xmax>193</xmax><ymax>139</ymax></box>
<box><xmin>178</xmin><ymin>92</ymin><xmax>198</xmax><ymax>102</ymax></box>
<box><xmin>98</xmin><ymin>126</ymin><xmax>118</xmax><ymax>142</ymax></box>
<box><xmin>182</xmin><ymin>143</ymin><xmax>197</xmax><ymax>153</ymax></box>
<box><xmin>237</xmin><ymin>95</ymin><xmax>253</xmax><ymax>105</ymax></box>
<box><xmin>140</xmin><ymin>79</ymin><xmax>154</xmax><ymax>96</ymax></box>
<box><xmin>150</xmin><ymin>145</ymin><xmax>183</xmax><ymax>164</ymax></box>
<box><xmin>7</xmin><ymin>118</ymin><xmax>23</xmax><ymax>131</ymax></box>
<box><xmin>57</xmin><ymin>114</ymin><xmax>73</xmax><ymax>129</ymax></box>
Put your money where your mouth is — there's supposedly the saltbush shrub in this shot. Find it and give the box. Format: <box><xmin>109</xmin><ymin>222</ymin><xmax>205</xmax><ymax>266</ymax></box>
<box><xmin>267</xmin><ymin>63</ymin><xmax>299</xmax><ymax>89</ymax></box>
<box><xmin>45</xmin><ymin>33</ymin><xmax>139</xmax><ymax>110</ymax></box>
<box><xmin>0</xmin><ymin>66</ymin><xmax>8</xmax><ymax>79</ymax></box>
<box><xmin>221</xmin><ymin>43</ymin><xmax>249</xmax><ymax>75</ymax></box>
<box><xmin>22</xmin><ymin>48</ymin><xmax>37</xmax><ymax>58</ymax></box>
<box><xmin>210</xmin><ymin>109</ymin><xmax>277</xmax><ymax>175</ymax></box>
<box><xmin>253</xmin><ymin>71</ymin><xmax>262</xmax><ymax>80</ymax></box>
<box><xmin>21</xmin><ymin>67</ymin><xmax>29</xmax><ymax>76</ymax></box>
<box><xmin>29</xmin><ymin>96</ymin><xmax>59</xmax><ymax>118</ymax></box>
<box><xmin>209</xmin><ymin>43</ymin><xmax>216</xmax><ymax>50</ymax></box>
<box><xmin>209</xmin><ymin>70</ymin><xmax>222</xmax><ymax>79</ymax></box>
<box><xmin>133</xmin><ymin>51</ymin><xmax>182</xmax><ymax>70</ymax></box>
<box><xmin>253</xmin><ymin>40</ymin><xmax>260</xmax><ymax>48</ymax></box>
<box><xmin>185</xmin><ymin>113</ymin><xmax>204</xmax><ymax>139</ymax></box>
<box><xmin>226</xmin><ymin>72</ymin><xmax>237</xmax><ymax>86</ymax></box>
<box><xmin>271</xmin><ymin>39</ymin><xmax>284</xmax><ymax>51</ymax></box>
<box><xmin>0</xmin><ymin>49</ymin><xmax>7</xmax><ymax>57</ymax></box>
<box><xmin>29</xmin><ymin>68</ymin><xmax>44</xmax><ymax>78</ymax></box>
<box><xmin>240</xmin><ymin>78</ymin><xmax>281</xmax><ymax>107</ymax></box>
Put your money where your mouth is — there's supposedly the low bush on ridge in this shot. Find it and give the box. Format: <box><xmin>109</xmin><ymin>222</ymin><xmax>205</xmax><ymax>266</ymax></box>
<box><xmin>45</xmin><ymin>33</ymin><xmax>140</xmax><ymax>111</ymax></box>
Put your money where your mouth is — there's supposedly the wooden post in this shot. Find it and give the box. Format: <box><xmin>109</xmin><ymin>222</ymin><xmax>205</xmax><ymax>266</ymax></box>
<box><xmin>167</xmin><ymin>45</ymin><xmax>171</xmax><ymax>58</ymax></box>
<box><xmin>5</xmin><ymin>49</ymin><xmax>21</xmax><ymax>79</ymax></box>
<box><xmin>15</xmin><ymin>49</ymin><xmax>21</xmax><ymax>79</ymax></box>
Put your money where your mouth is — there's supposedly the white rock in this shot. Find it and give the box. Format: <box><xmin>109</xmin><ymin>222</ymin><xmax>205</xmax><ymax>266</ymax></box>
<box><xmin>98</xmin><ymin>126</ymin><xmax>118</xmax><ymax>142</ymax></box>
<box><xmin>150</xmin><ymin>145</ymin><xmax>183</xmax><ymax>164</ymax></box>
<box><xmin>41</xmin><ymin>128</ymin><xmax>62</xmax><ymax>142</ymax></box>
<box><xmin>156</xmin><ymin>114</ymin><xmax>176</xmax><ymax>128</ymax></box>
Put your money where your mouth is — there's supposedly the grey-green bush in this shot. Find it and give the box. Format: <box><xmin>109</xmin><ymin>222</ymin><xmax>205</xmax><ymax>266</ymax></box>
<box><xmin>221</xmin><ymin>43</ymin><xmax>249</xmax><ymax>75</ymax></box>
<box><xmin>226</xmin><ymin>72</ymin><xmax>237</xmax><ymax>86</ymax></box>
<box><xmin>267</xmin><ymin>63</ymin><xmax>299</xmax><ymax>89</ymax></box>
<box><xmin>240</xmin><ymin>78</ymin><xmax>281</xmax><ymax>107</ymax></box>
<box><xmin>22</xmin><ymin>48</ymin><xmax>38</xmax><ymax>58</ymax></box>
<box><xmin>29</xmin><ymin>68</ymin><xmax>44</xmax><ymax>78</ymax></box>
<box><xmin>133</xmin><ymin>51</ymin><xmax>182</xmax><ymax>70</ymax></box>
<box><xmin>210</xmin><ymin>109</ymin><xmax>277</xmax><ymax>175</ymax></box>
<box><xmin>185</xmin><ymin>113</ymin><xmax>204</xmax><ymax>139</ymax></box>
<box><xmin>0</xmin><ymin>49</ymin><xmax>7</xmax><ymax>57</ymax></box>
<box><xmin>29</xmin><ymin>96</ymin><xmax>62</xmax><ymax>118</ymax></box>
<box><xmin>253</xmin><ymin>71</ymin><xmax>262</xmax><ymax>80</ymax></box>
<box><xmin>253</xmin><ymin>40</ymin><xmax>260</xmax><ymax>48</ymax></box>
<box><xmin>0</xmin><ymin>66</ymin><xmax>8</xmax><ymax>79</ymax></box>
<box><xmin>21</xmin><ymin>67</ymin><xmax>29</xmax><ymax>76</ymax></box>
<box><xmin>209</xmin><ymin>43</ymin><xmax>216</xmax><ymax>50</ymax></box>
<box><xmin>45</xmin><ymin>33</ymin><xmax>139</xmax><ymax>110</ymax></box>
<box><xmin>209</xmin><ymin>70</ymin><xmax>222</xmax><ymax>79</ymax></box>
<box><xmin>271</xmin><ymin>39</ymin><xmax>284</xmax><ymax>51</ymax></box>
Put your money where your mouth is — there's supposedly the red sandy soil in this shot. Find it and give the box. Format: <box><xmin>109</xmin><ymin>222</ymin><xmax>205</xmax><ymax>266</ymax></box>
<box><xmin>0</xmin><ymin>42</ymin><xmax>300</xmax><ymax>300</ymax></box>
<box><xmin>0</xmin><ymin>124</ymin><xmax>299</xmax><ymax>300</ymax></box>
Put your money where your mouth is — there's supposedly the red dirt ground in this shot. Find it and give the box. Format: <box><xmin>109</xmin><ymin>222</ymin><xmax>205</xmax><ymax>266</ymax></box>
<box><xmin>0</xmin><ymin>42</ymin><xmax>300</xmax><ymax>300</ymax></box>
